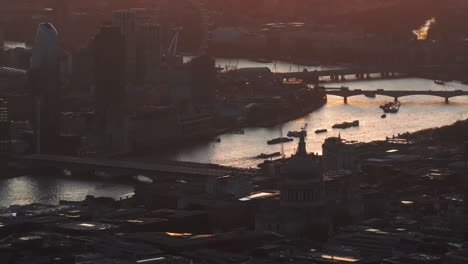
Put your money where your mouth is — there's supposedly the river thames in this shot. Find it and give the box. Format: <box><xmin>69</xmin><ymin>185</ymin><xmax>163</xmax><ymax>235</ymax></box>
<box><xmin>158</xmin><ymin>79</ymin><xmax>468</xmax><ymax>168</ymax></box>
<box><xmin>1</xmin><ymin>58</ymin><xmax>467</xmax><ymax>207</ymax></box>
<box><xmin>151</xmin><ymin>58</ymin><xmax>468</xmax><ymax>168</ymax></box>
<box><xmin>0</xmin><ymin>176</ymin><xmax>134</xmax><ymax>208</ymax></box>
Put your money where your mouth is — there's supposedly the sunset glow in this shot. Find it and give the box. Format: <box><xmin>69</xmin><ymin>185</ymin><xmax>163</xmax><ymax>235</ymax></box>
<box><xmin>413</xmin><ymin>17</ymin><xmax>436</xmax><ymax>40</ymax></box>
<box><xmin>1</xmin><ymin>1</ymin><xmax>468</xmax><ymax>262</ymax></box>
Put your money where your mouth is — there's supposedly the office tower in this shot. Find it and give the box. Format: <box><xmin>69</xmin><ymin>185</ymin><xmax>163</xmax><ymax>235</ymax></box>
<box><xmin>93</xmin><ymin>26</ymin><xmax>125</xmax><ymax>122</ymax></box>
<box><xmin>0</xmin><ymin>97</ymin><xmax>10</xmax><ymax>153</ymax></box>
<box><xmin>69</xmin><ymin>48</ymin><xmax>93</xmax><ymax>93</ymax></box>
<box><xmin>189</xmin><ymin>55</ymin><xmax>216</xmax><ymax>106</ymax></box>
<box><xmin>465</xmin><ymin>142</ymin><xmax>468</xmax><ymax>168</ymax></box>
<box><xmin>30</xmin><ymin>22</ymin><xmax>60</xmax><ymax>154</ymax></box>
<box><xmin>130</xmin><ymin>8</ymin><xmax>152</xmax><ymax>25</ymax></box>
<box><xmin>92</xmin><ymin>26</ymin><xmax>129</xmax><ymax>153</ymax></box>
<box><xmin>465</xmin><ymin>142</ymin><xmax>468</xmax><ymax>243</ymax></box>
<box><xmin>0</xmin><ymin>30</ymin><xmax>4</xmax><ymax>50</ymax></box>
<box><xmin>112</xmin><ymin>10</ymin><xmax>137</xmax><ymax>84</ymax></box>
<box><xmin>136</xmin><ymin>23</ymin><xmax>161</xmax><ymax>83</ymax></box>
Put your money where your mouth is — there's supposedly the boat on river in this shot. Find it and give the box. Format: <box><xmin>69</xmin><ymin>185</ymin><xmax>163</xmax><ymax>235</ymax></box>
<box><xmin>287</xmin><ymin>130</ymin><xmax>307</xmax><ymax>137</ymax></box>
<box><xmin>251</xmin><ymin>58</ymin><xmax>272</xmax><ymax>64</ymax></box>
<box><xmin>332</xmin><ymin>120</ymin><xmax>359</xmax><ymax>129</ymax></box>
<box><xmin>315</xmin><ymin>129</ymin><xmax>328</xmax><ymax>134</ymax></box>
<box><xmin>434</xmin><ymin>80</ymin><xmax>445</xmax><ymax>85</ymax></box>
<box><xmin>380</xmin><ymin>101</ymin><xmax>401</xmax><ymax>113</ymax></box>
<box><xmin>381</xmin><ymin>114</ymin><xmax>387</xmax><ymax>118</ymax></box>
<box><xmin>256</xmin><ymin>152</ymin><xmax>281</xmax><ymax>159</ymax></box>
<box><xmin>267</xmin><ymin>137</ymin><xmax>293</xmax><ymax>145</ymax></box>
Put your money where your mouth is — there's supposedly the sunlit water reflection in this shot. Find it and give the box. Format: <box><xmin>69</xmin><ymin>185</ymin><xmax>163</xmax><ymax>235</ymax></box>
<box><xmin>0</xmin><ymin>176</ymin><xmax>134</xmax><ymax>208</ymax></box>
<box><xmin>1</xmin><ymin>57</ymin><xmax>467</xmax><ymax>207</ymax></box>
<box><xmin>156</xmin><ymin>77</ymin><xmax>468</xmax><ymax>168</ymax></box>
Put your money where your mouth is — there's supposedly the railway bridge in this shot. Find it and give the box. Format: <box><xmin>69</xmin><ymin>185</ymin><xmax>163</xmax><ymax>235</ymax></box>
<box><xmin>276</xmin><ymin>65</ymin><xmax>440</xmax><ymax>84</ymax></box>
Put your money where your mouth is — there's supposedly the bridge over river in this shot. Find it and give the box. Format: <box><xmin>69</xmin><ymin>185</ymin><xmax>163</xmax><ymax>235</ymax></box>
<box><xmin>276</xmin><ymin>65</ymin><xmax>440</xmax><ymax>84</ymax></box>
<box><xmin>20</xmin><ymin>154</ymin><xmax>242</xmax><ymax>179</ymax></box>
<box><xmin>322</xmin><ymin>87</ymin><xmax>468</xmax><ymax>104</ymax></box>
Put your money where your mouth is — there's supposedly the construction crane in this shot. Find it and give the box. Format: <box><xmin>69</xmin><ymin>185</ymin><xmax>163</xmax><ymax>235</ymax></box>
<box><xmin>165</xmin><ymin>27</ymin><xmax>182</xmax><ymax>57</ymax></box>
<box><xmin>301</xmin><ymin>123</ymin><xmax>308</xmax><ymax>136</ymax></box>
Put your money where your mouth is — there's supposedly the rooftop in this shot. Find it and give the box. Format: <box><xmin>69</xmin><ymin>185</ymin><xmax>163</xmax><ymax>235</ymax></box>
<box><xmin>58</xmin><ymin>222</ymin><xmax>119</xmax><ymax>232</ymax></box>
<box><xmin>0</xmin><ymin>66</ymin><xmax>27</xmax><ymax>77</ymax></box>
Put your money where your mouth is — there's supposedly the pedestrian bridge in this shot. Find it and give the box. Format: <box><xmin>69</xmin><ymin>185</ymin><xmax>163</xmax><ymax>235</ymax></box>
<box><xmin>322</xmin><ymin>87</ymin><xmax>468</xmax><ymax>103</ymax></box>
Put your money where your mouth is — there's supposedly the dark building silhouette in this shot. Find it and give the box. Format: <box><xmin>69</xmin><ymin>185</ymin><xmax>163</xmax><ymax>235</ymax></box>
<box><xmin>136</xmin><ymin>23</ymin><xmax>161</xmax><ymax>84</ymax></box>
<box><xmin>256</xmin><ymin>133</ymin><xmax>362</xmax><ymax>239</ymax></box>
<box><xmin>92</xmin><ymin>26</ymin><xmax>126</xmax><ymax>123</ymax></box>
<box><xmin>30</xmin><ymin>23</ymin><xmax>60</xmax><ymax>154</ymax></box>
<box><xmin>0</xmin><ymin>97</ymin><xmax>10</xmax><ymax>153</ymax></box>
<box><xmin>465</xmin><ymin>142</ymin><xmax>468</xmax><ymax>243</ymax></box>
<box><xmin>465</xmin><ymin>141</ymin><xmax>468</xmax><ymax>168</ymax></box>
<box><xmin>112</xmin><ymin>10</ymin><xmax>137</xmax><ymax>84</ymax></box>
<box><xmin>189</xmin><ymin>55</ymin><xmax>216</xmax><ymax>106</ymax></box>
<box><xmin>70</xmin><ymin>47</ymin><xmax>94</xmax><ymax>93</ymax></box>
<box><xmin>92</xmin><ymin>26</ymin><xmax>129</xmax><ymax>153</ymax></box>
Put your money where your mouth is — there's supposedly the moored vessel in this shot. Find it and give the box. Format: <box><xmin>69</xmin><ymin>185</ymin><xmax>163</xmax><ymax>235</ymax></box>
<box><xmin>287</xmin><ymin>130</ymin><xmax>307</xmax><ymax>137</ymax></box>
<box><xmin>332</xmin><ymin>120</ymin><xmax>359</xmax><ymax>129</ymax></box>
<box><xmin>267</xmin><ymin>137</ymin><xmax>293</xmax><ymax>145</ymax></box>
<box><xmin>256</xmin><ymin>152</ymin><xmax>282</xmax><ymax>159</ymax></box>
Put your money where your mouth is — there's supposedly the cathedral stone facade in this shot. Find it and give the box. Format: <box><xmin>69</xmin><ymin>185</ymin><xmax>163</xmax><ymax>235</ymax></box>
<box><xmin>256</xmin><ymin>133</ymin><xmax>363</xmax><ymax>239</ymax></box>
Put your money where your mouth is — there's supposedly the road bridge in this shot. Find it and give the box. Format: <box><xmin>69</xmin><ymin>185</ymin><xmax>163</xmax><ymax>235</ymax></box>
<box><xmin>322</xmin><ymin>87</ymin><xmax>468</xmax><ymax>104</ymax></box>
<box><xmin>21</xmin><ymin>154</ymin><xmax>240</xmax><ymax>179</ymax></box>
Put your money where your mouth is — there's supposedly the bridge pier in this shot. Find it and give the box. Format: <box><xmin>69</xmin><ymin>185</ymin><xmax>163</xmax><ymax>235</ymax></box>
<box><xmin>394</xmin><ymin>97</ymin><xmax>399</xmax><ymax>102</ymax></box>
<box><xmin>341</xmin><ymin>75</ymin><xmax>346</xmax><ymax>81</ymax></box>
<box><xmin>445</xmin><ymin>97</ymin><xmax>449</xmax><ymax>104</ymax></box>
<box><xmin>344</xmin><ymin>96</ymin><xmax>348</xmax><ymax>104</ymax></box>
<box><xmin>366</xmin><ymin>73</ymin><xmax>370</xmax><ymax>79</ymax></box>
